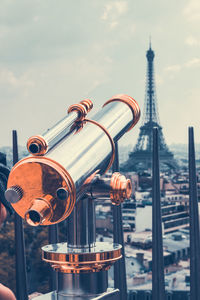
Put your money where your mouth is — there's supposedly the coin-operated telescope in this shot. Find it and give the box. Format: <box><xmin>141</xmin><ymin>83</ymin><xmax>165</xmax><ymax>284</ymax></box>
<box><xmin>5</xmin><ymin>94</ymin><xmax>140</xmax><ymax>300</ymax></box>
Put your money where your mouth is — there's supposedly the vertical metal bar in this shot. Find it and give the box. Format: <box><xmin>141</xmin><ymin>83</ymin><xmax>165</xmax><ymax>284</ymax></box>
<box><xmin>48</xmin><ymin>225</ymin><xmax>58</xmax><ymax>245</ymax></box>
<box><xmin>112</xmin><ymin>141</ymin><xmax>128</xmax><ymax>300</ymax></box>
<box><xmin>188</xmin><ymin>127</ymin><xmax>200</xmax><ymax>300</ymax></box>
<box><xmin>67</xmin><ymin>196</ymin><xmax>95</xmax><ymax>248</ymax></box>
<box><xmin>13</xmin><ymin>130</ymin><xmax>28</xmax><ymax>300</ymax></box>
<box><xmin>48</xmin><ymin>225</ymin><xmax>58</xmax><ymax>290</ymax></box>
<box><xmin>152</xmin><ymin>127</ymin><xmax>165</xmax><ymax>300</ymax></box>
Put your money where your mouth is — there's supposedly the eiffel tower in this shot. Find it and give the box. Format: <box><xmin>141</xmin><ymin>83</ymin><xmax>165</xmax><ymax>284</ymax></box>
<box><xmin>122</xmin><ymin>43</ymin><xmax>178</xmax><ymax>171</ymax></box>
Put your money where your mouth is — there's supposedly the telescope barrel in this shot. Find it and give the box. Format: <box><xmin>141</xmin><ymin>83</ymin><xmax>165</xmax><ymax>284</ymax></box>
<box><xmin>27</xmin><ymin>112</ymin><xmax>78</xmax><ymax>156</ymax></box>
<box><xmin>27</xmin><ymin>99</ymin><xmax>93</xmax><ymax>155</ymax></box>
<box><xmin>45</xmin><ymin>95</ymin><xmax>139</xmax><ymax>191</ymax></box>
<box><xmin>6</xmin><ymin>94</ymin><xmax>140</xmax><ymax>226</ymax></box>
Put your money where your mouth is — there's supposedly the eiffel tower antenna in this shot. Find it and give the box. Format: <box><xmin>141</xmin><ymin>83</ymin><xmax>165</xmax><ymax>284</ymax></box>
<box><xmin>122</xmin><ymin>42</ymin><xmax>178</xmax><ymax>171</ymax></box>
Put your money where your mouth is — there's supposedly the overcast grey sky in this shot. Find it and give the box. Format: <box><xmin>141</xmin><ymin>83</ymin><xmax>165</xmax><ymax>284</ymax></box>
<box><xmin>0</xmin><ymin>0</ymin><xmax>200</xmax><ymax>148</ymax></box>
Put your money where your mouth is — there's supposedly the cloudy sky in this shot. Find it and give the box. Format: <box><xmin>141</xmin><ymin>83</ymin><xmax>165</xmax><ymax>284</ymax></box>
<box><xmin>0</xmin><ymin>0</ymin><xmax>200</xmax><ymax>149</ymax></box>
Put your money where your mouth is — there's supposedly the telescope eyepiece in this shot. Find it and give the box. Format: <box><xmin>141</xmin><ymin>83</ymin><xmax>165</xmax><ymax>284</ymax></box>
<box><xmin>29</xmin><ymin>143</ymin><xmax>40</xmax><ymax>154</ymax></box>
<box><xmin>27</xmin><ymin>136</ymin><xmax>48</xmax><ymax>156</ymax></box>
<box><xmin>24</xmin><ymin>198</ymin><xmax>53</xmax><ymax>226</ymax></box>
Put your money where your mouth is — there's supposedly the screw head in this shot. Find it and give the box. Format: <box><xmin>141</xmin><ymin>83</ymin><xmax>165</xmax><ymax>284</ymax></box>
<box><xmin>56</xmin><ymin>188</ymin><xmax>69</xmax><ymax>200</ymax></box>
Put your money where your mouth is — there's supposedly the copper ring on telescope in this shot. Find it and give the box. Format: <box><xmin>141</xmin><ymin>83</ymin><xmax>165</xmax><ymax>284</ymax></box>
<box><xmin>42</xmin><ymin>242</ymin><xmax>122</xmax><ymax>273</ymax></box>
<box><xmin>84</xmin><ymin>118</ymin><xmax>115</xmax><ymax>174</ymax></box>
<box><xmin>68</xmin><ymin>99</ymin><xmax>93</xmax><ymax>122</ymax></box>
<box><xmin>27</xmin><ymin>135</ymin><xmax>48</xmax><ymax>156</ymax></box>
<box><xmin>103</xmin><ymin>94</ymin><xmax>140</xmax><ymax>132</ymax></box>
<box><xmin>79</xmin><ymin>99</ymin><xmax>93</xmax><ymax>113</ymax></box>
<box><xmin>110</xmin><ymin>172</ymin><xmax>132</xmax><ymax>205</ymax></box>
<box><xmin>68</xmin><ymin>103</ymin><xmax>87</xmax><ymax>122</ymax></box>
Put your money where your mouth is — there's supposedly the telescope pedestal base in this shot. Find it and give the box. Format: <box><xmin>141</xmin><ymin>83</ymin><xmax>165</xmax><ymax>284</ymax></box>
<box><xmin>57</xmin><ymin>271</ymin><xmax>108</xmax><ymax>298</ymax></box>
<box><xmin>33</xmin><ymin>288</ymin><xmax>120</xmax><ymax>300</ymax></box>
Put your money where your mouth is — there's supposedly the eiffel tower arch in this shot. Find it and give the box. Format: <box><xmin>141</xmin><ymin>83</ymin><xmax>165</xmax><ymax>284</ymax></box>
<box><xmin>122</xmin><ymin>43</ymin><xmax>178</xmax><ymax>172</ymax></box>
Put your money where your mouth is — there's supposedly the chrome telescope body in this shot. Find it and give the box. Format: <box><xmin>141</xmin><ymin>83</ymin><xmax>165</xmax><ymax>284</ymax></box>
<box><xmin>6</xmin><ymin>94</ymin><xmax>140</xmax><ymax>226</ymax></box>
<box><xmin>6</xmin><ymin>94</ymin><xmax>140</xmax><ymax>300</ymax></box>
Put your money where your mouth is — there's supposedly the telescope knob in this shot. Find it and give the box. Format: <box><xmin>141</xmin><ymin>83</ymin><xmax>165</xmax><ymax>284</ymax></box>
<box><xmin>68</xmin><ymin>99</ymin><xmax>93</xmax><ymax>122</ymax></box>
<box><xmin>79</xmin><ymin>99</ymin><xmax>93</xmax><ymax>113</ymax></box>
<box><xmin>5</xmin><ymin>186</ymin><xmax>23</xmax><ymax>204</ymax></box>
<box><xmin>110</xmin><ymin>172</ymin><xmax>132</xmax><ymax>205</ymax></box>
<box><xmin>90</xmin><ymin>173</ymin><xmax>132</xmax><ymax>205</ymax></box>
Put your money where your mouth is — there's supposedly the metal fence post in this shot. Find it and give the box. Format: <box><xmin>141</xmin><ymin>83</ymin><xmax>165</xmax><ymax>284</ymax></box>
<box><xmin>48</xmin><ymin>225</ymin><xmax>58</xmax><ymax>290</ymax></box>
<box><xmin>112</xmin><ymin>141</ymin><xmax>128</xmax><ymax>300</ymax></box>
<box><xmin>152</xmin><ymin>128</ymin><xmax>165</xmax><ymax>300</ymax></box>
<box><xmin>188</xmin><ymin>127</ymin><xmax>200</xmax><ymax>300</ymax></box>
<box><xmin>13</xmin><ymin>130</ymin><xmax>28</xmax><ymax>300</ymax></box>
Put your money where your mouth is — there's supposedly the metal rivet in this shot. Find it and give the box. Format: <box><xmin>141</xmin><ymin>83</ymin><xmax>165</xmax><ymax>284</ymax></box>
<box><xmin>56</xmin><ymin>188</ymin><xmax>69</xmax><ymax>200</ymax></box>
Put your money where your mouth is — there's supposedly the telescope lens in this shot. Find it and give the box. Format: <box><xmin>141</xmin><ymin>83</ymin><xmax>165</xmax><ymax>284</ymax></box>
<box><xmin>56</xmin><ymin>188</ymin><xmax>69</xmax><ymax>200</ymax></box>
<box><xmin>29</xmin><ymin>143</ymin><xmax>40</xmax><ymax>154</ymax></box>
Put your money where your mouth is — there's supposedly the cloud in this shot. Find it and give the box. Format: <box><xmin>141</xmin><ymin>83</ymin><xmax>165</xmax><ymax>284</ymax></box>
<box><xmin>185</xmin><ymin>36</ymin><xmax>200</xmax><ymax>46</ymax></box>
<box><xmin>0</xmin><ymin>68</ymin><xmax>34</xmax><ymax>88</ymax></box>
<box><xmin>0</xmin><ymin>0</ymin><xmax>199</xmax><ymax>147</ymax></box>
<box><xmin>183</xmin><ymin>0</ymin><xmax>200</xmax><ymax>22</ymax></box>
<box><xmin>101</xmin><ymin>1</ymin><xmax>128</xmax><ymax>20</ymax></box>
<box><xmin>101</xmin><ymin>1</ymin><xmax>128</xmax><ymax>29</ymax></box>
<box><xmin>185</xmin><ymin>58</ymin><xmax>200</xmax><ymax>68</ymax></box>
<box><xmin>0</xmin><ymin>1</ymin><xmax>103</xmax><ymax>64</ymax></box>
<box><xmin>164</xmin><ymin>58</ymin><xmax>200</xmax><ymax>74</ymax></box>
<box><xmin>164</xmin><ymin>65</ymin><xmax>181</xmax><ymax>72</ymax></box>
<box><xmin>0</xmin><ymin>68</ymin><xmax>35</xmax><ymax>100</ymax></box>
<box><xmin>110</xmin><ymin>21</ymin><xmax>118</xmax><ymax>29</ymax></box>
<box><xmin>155</xmin><ymin>74</ymin><xmax>163</xmax><ymax>86</ymax></box>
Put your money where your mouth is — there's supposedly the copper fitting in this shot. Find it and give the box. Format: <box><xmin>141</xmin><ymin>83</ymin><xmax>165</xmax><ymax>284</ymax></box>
<box><xmin>27</xmin><ymin>135</ymin><xmax>48</xmax><ymax>156</ymax></box>
<box><xmin>42</xmin><ymin>242</ymin><xmax>122</xmax><ymax>274</ymax></box>
<box><xmin>90</xmin><ymin>173</ymin><xmax>132</xmax><ymax>205</ymax></box>
<box><xmin>110</xmin><ymin>172</ymin><xmax>132</xmax><ymax>205</ymax></box>
<box><xmin>5</xmin><ymin>156</ymin><xmax>76</xmax><ymax>226</ymax></box>
<box><xmin>25</xmin><ymin>198</ymin><xmax>53</xmax><ymax>226</ymax></box>
<box><xmin>68</xmin><ymin>99</ymin><xmax>93</xmax><ymax>122</ymax></box>
<box><xmin>68</xmin><ymin>103</ymin><xmax>87</xmax><ymax>122</ymax></box>
<box><xmin>103</xmin><ymin>94</ymin><xmax>140</xmax><ymax>132</ymax></box>
<box><xmin>79</xmin><ymin>99</ymin><xmax>93</xmax><ymax>113</ymax></box>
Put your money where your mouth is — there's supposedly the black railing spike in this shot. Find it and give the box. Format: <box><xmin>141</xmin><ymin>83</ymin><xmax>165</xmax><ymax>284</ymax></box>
<box><xmin>188</xmin><ymin>127</ymin><xmax>200</xmax><ymax>299</ymax></box>
<box><xmin>152</xmin><ymin>127</ymin><xmax>165</xmax><ymax>300</ymax></box>
<box><xmin>112</xmin><ymin>141</ymin><xmax>128</xmax><ymax>300</ymax></box>
<box><xmin>48</xmin><ymin>225</ymin><xmax>58</xmax><ymax>290</ymax></box>
<box><xmin>13</xmin><ymin>130</ymin><xmax>28</xmax><ymax>300</ymax></box>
